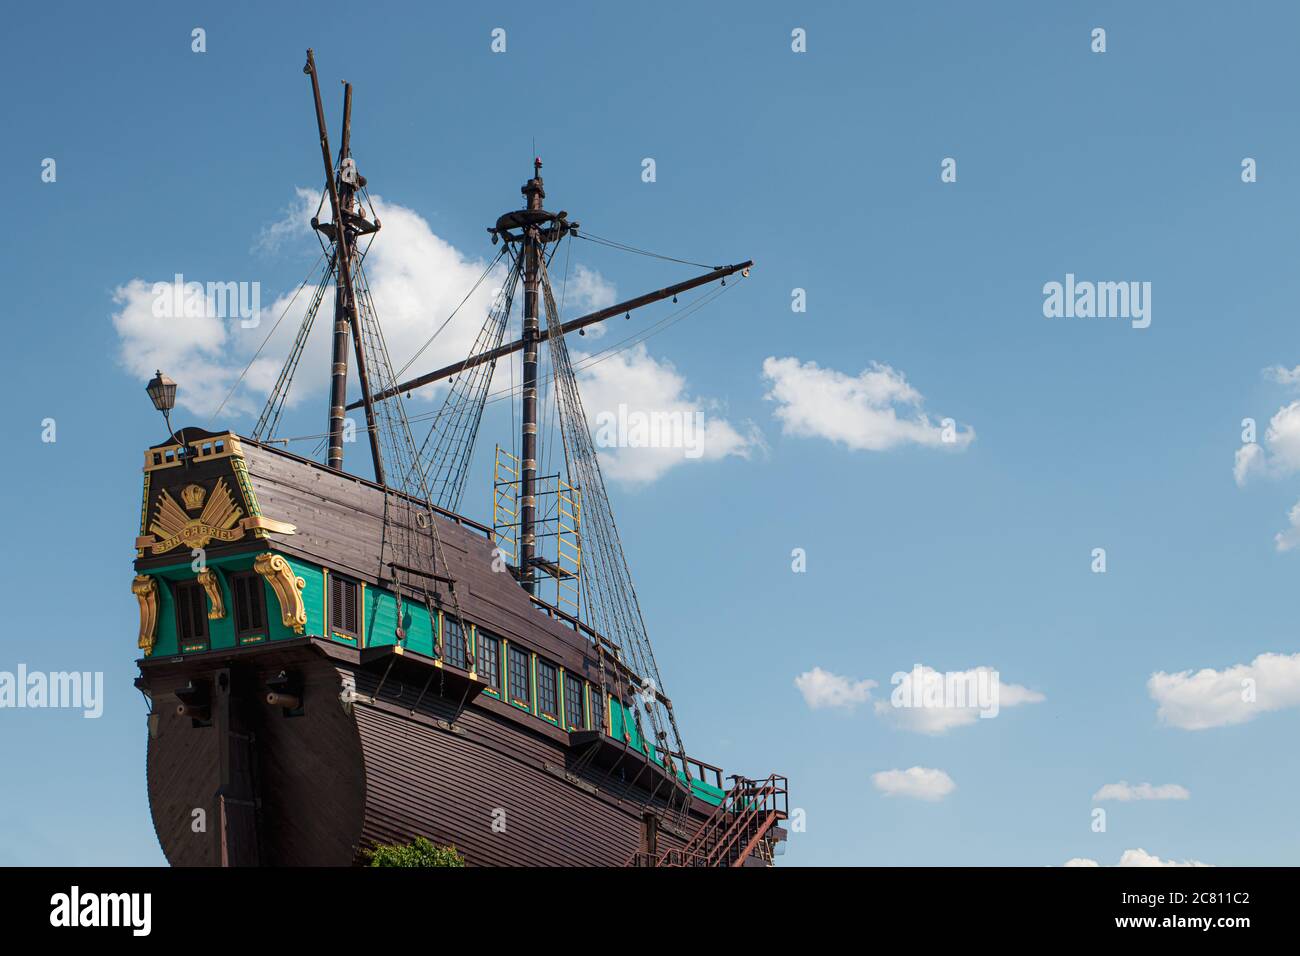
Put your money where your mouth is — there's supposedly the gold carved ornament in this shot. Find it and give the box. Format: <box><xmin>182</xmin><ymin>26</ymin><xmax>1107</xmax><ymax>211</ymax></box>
<box><xmin>147</xmin><ymin>478</ymin><xmax>244</xmax><ymax>553</ymax></box>
<box><xmin>197</xmin><ymin>568</ymin><xmax>225</xmax><ymax>620</ymax></box>
<box><xmin>137</xmin><ymin>477</ymin><xmax>296</xmax><ymax>555</ymax></box>
<box><xmin>132</xmin><ymin>575</ymin><xmax>158</xmax><ymax>656</ymax></box>
<box><xmin>254</xmin><ymin>553</ymin><xmax>307</xmax><ymax>634</ymax></box>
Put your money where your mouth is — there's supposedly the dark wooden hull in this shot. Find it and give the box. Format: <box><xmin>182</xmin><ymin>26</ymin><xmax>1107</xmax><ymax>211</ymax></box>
<box><xmin>141</xmin><ymin>641</ymin><xmax>705</xmax><ymax>866</ymax></box>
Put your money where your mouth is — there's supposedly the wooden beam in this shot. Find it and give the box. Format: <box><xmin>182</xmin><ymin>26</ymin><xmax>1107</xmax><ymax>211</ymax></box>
<box><xmin>347</xmin><ymin>260</ymin><xmax>752</xmax><ymax>410</ymax></box>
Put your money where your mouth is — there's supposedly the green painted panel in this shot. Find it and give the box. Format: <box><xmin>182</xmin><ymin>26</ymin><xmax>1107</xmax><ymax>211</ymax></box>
<box><xmin>153</xmin><ymin>580</ymin><xmax>178</xmax><ymax>657</ymax></box>
<box><xmin>364</xmin><ymin>588</ymin><xmax>436</xmax><ymax>655</ymax></box>
<box><xmin>690</xmin><ymin>779</ymin><xmax>725</xmax><ymax>806</ymax></box>
<box><xmin>142</xmin><ymin>551</ymin><xmax>321</xmax><ymax>657</ymax></box>
<box><xmin>608</xmin><ymin>698</ymin><xmax>647</xmax><ymax>752</ymax></box>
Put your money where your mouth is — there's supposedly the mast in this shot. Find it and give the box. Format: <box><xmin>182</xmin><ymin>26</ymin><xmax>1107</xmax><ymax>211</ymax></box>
<box><xmin>304</xmin><ymin>49</ymin><xmax>385</xmax><ymax>483</ymax></box>
<box><xmin>519</xmin><ymin>160</ymin><xmax>544</xmax><ymax>594</ymax></box>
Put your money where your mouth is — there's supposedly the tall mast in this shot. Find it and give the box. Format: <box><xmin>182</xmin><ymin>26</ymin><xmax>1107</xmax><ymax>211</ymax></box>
<box><xmin>519</xmin><ymin>159</ymin><xmax>544</xmax><ymax>594</ymax></box>
<box><xmin>304</xmin><ymin>49</ymin><xmax>384</xmax><ymax>483</ymax></box>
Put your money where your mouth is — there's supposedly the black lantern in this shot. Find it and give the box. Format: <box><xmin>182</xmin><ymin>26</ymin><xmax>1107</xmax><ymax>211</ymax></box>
<box><xmin>145</xmin><ymin>369</ymin><xmax>177</xmax><ymax>442</ymax></box>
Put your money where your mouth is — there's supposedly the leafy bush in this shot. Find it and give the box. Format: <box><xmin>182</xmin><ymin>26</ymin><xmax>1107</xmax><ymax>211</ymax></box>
<box><xmin>367</xmin><ymin>836</ymin><xmax>465</xmax><ymax>867</ymax></box>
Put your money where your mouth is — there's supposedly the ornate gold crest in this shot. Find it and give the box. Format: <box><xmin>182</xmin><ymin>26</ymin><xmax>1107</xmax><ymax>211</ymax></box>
<box><xmin>147</xmin><ymin>477</ymin><xmax>245</xmax><ymax>553</ymax></box>
<box><xmin>180</xmin><ymin>483</ymin><xmax>207</xmax><ymax>511</ymax></box>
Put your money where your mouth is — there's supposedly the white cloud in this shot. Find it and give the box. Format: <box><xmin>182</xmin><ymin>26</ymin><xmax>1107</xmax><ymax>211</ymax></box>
<box><xmin>1264</xmin><ymin>364</ymin><xmax>1300</xmax><ymax>387</ymax></box>
<box><xmin>1063</xmin><ymin>849</ymin><xmax>1209</xmax><ymax>867</ymax></box>
<box><xmin>871</xmin><ymin>767</ymin><xmax>955</xmax><ymax>802</ymax></box>
<box><xmin>1233</xmin><ymin>442</ymin><xmax>1263</xmax><ymax>486</ymax></box>
<box><xmin>578</xmin><ymin>343</ymin><xmax>761</xmax><ymax>484</ymax></box>
<box><xmin>1233</xmin><ymin>401</ymin><xmax>1300</xmax><ymax>485</ymax></box>
<box><xmin>252</xmin><ymin>187</ymin><xmax>318</xmax><ymax>255</ymax></box>
<box><xmin>761</xmin><ymin>356</ymin><xmax>973</xmax><ymax>452</ymax></box>
<box><xmin>1147</xmin><ymin>651</ymin><xmax>1300</xmax><ymax>730</ymax></box>
<box><xmin>1275</xmin><ymin>499</ymin><xmax>1300</xmax><ymax>552</ymax></box>
<box><xmin>561</xmin><ymin>263</ymin><xmax>617</xmax><ymax>338</ymax></box>
<box><xmin>873</xmin><ymin>665</ymin><xmax>1045</xmax><ymax>734</ymax></box>
<box><xmin>793</xmin><ymin>667</ymin><xmax>876</xmax><ymax>711</ymax></box>
<box><xmin>113</xmin><ymin>189</ymin><xmax>512</xmax><ymax>420</ymax></box>
<box><xmin>1091</xmin><ymin>782</ymin><xmax>1190</xmax><ymax>802</ymax></box>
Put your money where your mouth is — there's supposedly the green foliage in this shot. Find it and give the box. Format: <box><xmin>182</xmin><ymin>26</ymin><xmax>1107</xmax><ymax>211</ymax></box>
<box><xmin>366</xmin><ymin>836</ymin><xmax>465</xmax><ymax>868</ymax></box>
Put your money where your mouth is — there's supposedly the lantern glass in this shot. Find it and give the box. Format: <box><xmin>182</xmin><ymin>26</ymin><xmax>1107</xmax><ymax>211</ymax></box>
<box><xmin>146</xmin><ymin>370</ymin><xmax>176</xmax><ymax>413</ymax></box>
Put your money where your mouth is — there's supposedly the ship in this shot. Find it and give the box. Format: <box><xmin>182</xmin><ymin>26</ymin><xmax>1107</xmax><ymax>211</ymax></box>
<box><xmin>130</xmin><ymin>49</ymin><xmax>788</xmax><ymax>867</ymax></box>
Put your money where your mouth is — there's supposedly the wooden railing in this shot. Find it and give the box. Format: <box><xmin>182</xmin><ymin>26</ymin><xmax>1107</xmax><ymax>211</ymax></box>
<box><xmin>627</xmin><ymin>773</ymin><xmax>788</xmax><ymax>867</ymax></box>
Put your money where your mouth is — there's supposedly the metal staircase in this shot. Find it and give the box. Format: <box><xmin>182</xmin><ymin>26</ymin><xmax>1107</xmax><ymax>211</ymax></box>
<box><xmin>628</xmin><ymin>774</ymin><xmax>788</xmax><ymax>867</ymax></box>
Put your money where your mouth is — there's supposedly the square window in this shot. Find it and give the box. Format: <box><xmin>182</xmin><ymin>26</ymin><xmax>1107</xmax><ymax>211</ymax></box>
<box><xmin>563</xmin><ymin>673</ymin><xmax>584</xmax><ymax>730</ymax></box>
<box><xmin>476</xmin><ymin>631</ymin><xmax>500</xmax><ymax>692</ymax></box>
<box><xmin>231</xmin><ymin>573</ymin><xmax>265</xmax><ymax>640</ymax></box>
<box><xmin>443</xmin><ymin>614</ymin><xmax>468</xmax><ymax>670</ymax></box>
<box><xmin>175</xmin><ymin>580</ymin><xmax>209</xmax><ymax>651</ymax></box>
<box><xmin>537</xmin><ymin>660</ymin><xmax>558</xmax><ymax>720</ymax></box>
<box><xmin>330</xmin><ymin>574</ymin><xmax>360</xmax><ymax>639</ymax></box>
<box><xmin>507</xmin><ymin>645</ymin><xmax>531</xmax><ymax>708</ymax></box>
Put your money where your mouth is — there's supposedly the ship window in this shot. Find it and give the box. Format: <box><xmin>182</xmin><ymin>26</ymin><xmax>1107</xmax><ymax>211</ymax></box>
<box><xmin>330</xmin><ymin>574</ymin><xmax>360</xmax><ymax>638</ymax></box>
<box><xmin>507</xmin><ymin>645</ymin><xmax>531</xmax><ymax>708</ymax></box>
<box><xmin>232</xmin><ymin>574</ymin><xmax>265</xmax><ymax>638</ymax></box>
<box><xmin>476</xmin><ymin>631</ymin><xmax>500</xmax><ymax>692</ymax></box>
<box><xmin>563</xmin><ymin>673</ymin><xmax>584</xmax><ymax>730</ymax></box>
<box><xmin>537</xmin><ymin>659</ymin><xmax>558</xmax><ymax>720</ymax></box>
<box><xmin>588</xmin><ymin>685</ymin><xmax>605</xmax><ymax>731</ymax></box>
<box><xmin>175</xmin><ymin>580</ymin><xmax>209</xmax><ymax>651</ymax></box>
<box><xmin>443</xmin><ymin>614</ymin><xmax>468</xmax><ymax>669</ymax></box>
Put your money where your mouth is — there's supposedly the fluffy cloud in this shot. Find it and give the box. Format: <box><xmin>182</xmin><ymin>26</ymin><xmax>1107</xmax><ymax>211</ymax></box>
<box><xmin>1091</xmin><ymin>782</ymin><xmax>1190</xmax><ymax>802</ymax></box>
<box><xmin>562</xmin><ymin>264</ymin><xmax>617</xmax><ymax>338</ymax></box>
<box><xmin>873</xmin><ymin>664</ymin><xmax>1045</xmax><ymax>735</ymax></box>
<box><xmin>1264</xmin><ymin>364</ymin><xmax>1300</xmax><ymax>387</ymax></box>
<box><xmin>1233</xmin><ymin>401</ymin><xmax>1300</xmax><ymax>485</ymax></box>
<box><xmin>114</xmin><ymin>189</ymin><xmax>509</xmax><ymax>420</ymax></box>
<box><xmin>871</xmin><ymin>767</ymin><xmax>956</xmax><ymax>802</ymax></box>
<box><xmin>1147</xmin><ymin>651</ymin><xmax>1300</xmax><ymax>730</ymax></box>
<box><xmin>1065</xmin><ymin>849</ymin><xmax>1210</xmax><ymax>867</ymax></box>
<box><xmin>1275</xmin><ymin>499</ymin><xmax>1300</xmax><ymax>552</ymax></box>
<box><xmin>793</xmin><ymin>667</ymin><xmax>876</xmax><ymax>711</ymax></box>
<box><xmin>761</xmin><ymin>356</ymin><xmax>973</xmax><ymax>452</ymax></box>
<box><xmin>579</xmin><ymin>343</ymin><xmax>761</xmax><ymax>484</ymax></box>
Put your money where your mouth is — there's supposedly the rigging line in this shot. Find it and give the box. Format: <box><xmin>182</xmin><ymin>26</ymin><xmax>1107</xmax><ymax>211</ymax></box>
<box><xmin>265</xmin><ymin>280</ymin><xmax>737</xmax><ymax>446</ymax></box>
<box><xmin>276</xmin><ymin>283</ymin><xmax>732</xmax><ymax>445</ymax></box>
<box><xmin>411</xmin><ymin>280</ymin><xmax>731</xmax><ymax>419</ymax></box>
<box><xmin>206</xmin><ymin>250</ymin><xmax>331</xmax><ymax>428</ymax></box>
<box><xmin>572</xmin><ymin>230</ymin><xmax>719</xmax><ymax>270</ymax></box>
<box><xmin>544</xmin><ymin>235</ymin><xmax>574</xmax><ymax>479</ymax></box>
<box><xmin>257</xmin><ymin>261</ymin><xmax>336</xmax><ymax>440</ymax></box>
<box><xmin>391</xmin><ymin>246</ymin><xmax>508</xmax><ymax>383</ymax></box>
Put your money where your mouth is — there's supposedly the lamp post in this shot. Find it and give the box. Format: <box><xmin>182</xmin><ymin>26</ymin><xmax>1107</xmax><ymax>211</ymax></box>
<box><xmin>145</xmin><ymin>369</ymin><xmax>179</xmax><ymax>456</ymax></box>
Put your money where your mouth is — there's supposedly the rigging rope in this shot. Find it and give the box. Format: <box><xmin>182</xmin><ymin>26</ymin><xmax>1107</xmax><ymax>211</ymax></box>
<box><xmin>538</xmin><ymin>253</ymin><xmax>691</xmax><ymax>798</ymax></box>
<box><xmin>573</xmin><ymin>230</ymin><xmax>719</xmax><ymax>270</ymax></box>
<box><xmin>207</xmin><ymin>250</ymin><xmax>330</xmax><ymax>429</ymax></box>
<box><xmin>263</xmin><ymin>279</ymin><xmax>736</xmax><ymax>447</ymax></box>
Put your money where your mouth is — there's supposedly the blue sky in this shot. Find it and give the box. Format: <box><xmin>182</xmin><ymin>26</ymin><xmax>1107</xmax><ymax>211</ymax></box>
<box><xmin>5</xmin><ymin>0</ymin><xmax>1300</xmax><ymax>866</ymax></box>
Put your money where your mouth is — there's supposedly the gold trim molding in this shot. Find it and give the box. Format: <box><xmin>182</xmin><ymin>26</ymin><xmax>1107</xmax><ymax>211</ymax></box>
<box><xmin>254</xmin><ymin>553</ymin><xmax>306</xmax><ymax>634</ymax></box>
<box><xmin>132</xmin><ymin>575</ymin><xmax>158</xmax><ymax>656</ymax></box>
<box><xmin>197</xmin><ymin>568</ymin><xmax>225</xmax><ymax>620</ymax></box>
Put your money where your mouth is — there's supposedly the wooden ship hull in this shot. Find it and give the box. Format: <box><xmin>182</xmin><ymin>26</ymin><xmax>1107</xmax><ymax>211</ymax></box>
<box><xmin>133</xmin><ymin>432</ymin><xmax>782</xmax><ymax>866</ymax></box>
